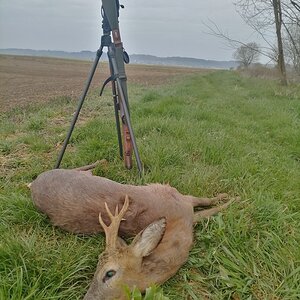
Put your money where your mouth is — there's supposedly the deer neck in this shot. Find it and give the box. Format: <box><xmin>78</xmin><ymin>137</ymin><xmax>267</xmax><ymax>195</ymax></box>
<box><xmin>140</xmin><ymin>218</ymin><xmax>194</xmax><ymax>287</ymax></box>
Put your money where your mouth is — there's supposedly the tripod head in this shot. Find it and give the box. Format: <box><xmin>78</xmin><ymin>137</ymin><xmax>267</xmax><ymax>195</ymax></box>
<box><xmin>100</xmin><ymin>0</ymin><xmax>129</xmax><ymax>63</ymax></box>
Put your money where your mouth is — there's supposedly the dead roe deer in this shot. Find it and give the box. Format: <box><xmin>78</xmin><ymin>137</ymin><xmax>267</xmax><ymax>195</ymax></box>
<box><xmin>30</xmin><ymin>166</ymin><xmax>236</xmax><ymax>300</ymax></box>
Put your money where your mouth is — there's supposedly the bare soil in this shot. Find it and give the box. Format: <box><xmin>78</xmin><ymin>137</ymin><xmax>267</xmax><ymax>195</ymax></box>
<box><xmin>0</xmin><ymin>55</ymin><xmax>209</xmax><ymax>113</ymax></box>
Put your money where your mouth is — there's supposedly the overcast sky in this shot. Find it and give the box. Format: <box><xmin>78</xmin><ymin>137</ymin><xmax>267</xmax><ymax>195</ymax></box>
<box><xmin>0</xmin><ymin>0</ymin><xmax>262</xmax><ymax>61</ymax></box>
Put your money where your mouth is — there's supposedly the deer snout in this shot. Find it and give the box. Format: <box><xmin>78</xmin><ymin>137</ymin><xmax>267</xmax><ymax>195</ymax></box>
<box><xmin>83</xmin><ymin>278</ymin><xmax>100</xmax><ymax>299</ymax></box>
<box><xmin>83</xmin><ymin>277</ymin><xmax>126</xmax><ymax>300</ymax></box>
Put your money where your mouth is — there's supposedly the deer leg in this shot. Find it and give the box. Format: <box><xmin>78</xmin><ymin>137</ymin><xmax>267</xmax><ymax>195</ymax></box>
<box><xmin>73</xmin><ymin>159</ymin><xmax>107</xmax><ymax>172</ymax></box>
<box><xmin>193</xmin><ymin>197</ymin><xmax>239</xmax><ymax>223</ymax></box>
<box><xmin>185</xmin><ymin>193</ymin><xmax>229</xmax><ymax>208</ymax></box>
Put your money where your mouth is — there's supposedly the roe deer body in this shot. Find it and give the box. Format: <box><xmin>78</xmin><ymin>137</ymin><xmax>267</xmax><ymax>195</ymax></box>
<box><xmin>31</xmin><ymin>167</ymin><xmax>235</xmax><ymax>300</ymax></box>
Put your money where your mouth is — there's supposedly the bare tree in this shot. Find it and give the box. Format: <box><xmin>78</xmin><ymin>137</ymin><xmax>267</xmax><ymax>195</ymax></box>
<box><xmin>284</xmin><ymin>1</ymin><xmax>300</xmax><ymax>25</ymax></box>
<box><xmin>282</xmin><ymin>1</ymin><xmax>300</xmax><ymax>74</ymax></box>
<box><xmin>206</xmin><ymin>0</ymin><xmax>300</xmax><ymax>83</ymax></box>
<box><xmin>233</xmin><ymin>42</ymin><xmax>260</xmax><ymax>67</ymax></box>
<box><xmin>234</xmin><ymin>0</ymin><xmax>288</xmax><ymax>85</ymax></box>
<box><xmin>285</xmin><ymin>24</ymin><xmax>300</xmax><ymax>74</ymax></box>
<box><xmin>273</xmin><ymin>0</ymin><xmax>288</xmax><ymax>85</ymax></box>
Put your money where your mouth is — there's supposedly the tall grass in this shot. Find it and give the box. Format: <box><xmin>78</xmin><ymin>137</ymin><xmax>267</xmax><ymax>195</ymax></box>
<box><xmin>1</xmin><ymin>70</ymin><xmax>299</xmax><ymax>299</ymax></box>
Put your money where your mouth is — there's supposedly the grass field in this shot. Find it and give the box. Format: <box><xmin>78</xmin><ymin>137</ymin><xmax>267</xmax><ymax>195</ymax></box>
<box><xmin>1</xmin><ymin>62</ymin><xmax>300</xmax><ymax>299</ymax></box>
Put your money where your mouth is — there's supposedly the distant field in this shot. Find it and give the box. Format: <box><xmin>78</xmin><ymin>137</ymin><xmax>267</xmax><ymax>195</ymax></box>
<box><xmin>0</xmin><ymin>56</ymin><xmax>300</xmax><ymax>299</ymax></box>
<box><xmin>0</xmin><ymin>55</ymin><xmax>208</xmax><ymax>112</ymax></box>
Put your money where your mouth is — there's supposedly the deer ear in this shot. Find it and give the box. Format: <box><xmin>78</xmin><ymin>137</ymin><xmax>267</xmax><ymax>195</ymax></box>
<box><xmin>131</xmin><ymin>218</ymin><xmax>166</xmax><ymax>257</ymax></box>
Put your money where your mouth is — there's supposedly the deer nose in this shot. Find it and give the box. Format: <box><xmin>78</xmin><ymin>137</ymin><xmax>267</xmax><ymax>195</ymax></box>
<box><xmin>83</xmin><ymin>282</ymin><xmax>102</xmax><ymax>300</ymax></box>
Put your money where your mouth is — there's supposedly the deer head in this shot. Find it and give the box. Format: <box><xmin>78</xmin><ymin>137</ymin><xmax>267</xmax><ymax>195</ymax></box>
<box><xmin>83</xmin><ymin>195</ymin><xmax>167</xmax><ymax>300</ymax></box>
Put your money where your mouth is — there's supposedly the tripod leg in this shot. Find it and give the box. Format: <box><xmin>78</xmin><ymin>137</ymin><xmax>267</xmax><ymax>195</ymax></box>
<box><xmin>113</xmin><ymin>47</ymin><xmax>133</xmax><ymax>170</ymax></box>
<box><xmin>108</xmin><ymin>46</ymin><xmax>143</xmax><ymax>174</ymax></box>
<box><xmin>112</xmin><ymin>81</ymin><xmax>123</xmax><ymax>159</ymax></box>
<box><xmin>55</xmin><ymin>48</ymin><xmax>103</xmax><ymax>169</ymax></box>
<box><xmin>115</xmin><ymin>76</ymin><xmax>142</xmax><ymax>174</ymax></box>
<box><xmin>108</xmin><ymin>58</ymin><xmax>123</xmax><ymax>159</ymax></box>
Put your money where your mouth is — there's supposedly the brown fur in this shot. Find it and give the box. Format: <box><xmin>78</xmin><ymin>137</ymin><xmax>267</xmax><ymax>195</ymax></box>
<box><xmin>31</xmin><ymin>168</ymin><xmax>234</xmax><ymax>299</ymax></box>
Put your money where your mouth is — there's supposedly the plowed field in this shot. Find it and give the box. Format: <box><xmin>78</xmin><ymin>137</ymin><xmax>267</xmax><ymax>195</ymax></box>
<box><xmin>0</xmin><ymin>55</ymin><xmax>208</xmax><ymax>112</ymax></box>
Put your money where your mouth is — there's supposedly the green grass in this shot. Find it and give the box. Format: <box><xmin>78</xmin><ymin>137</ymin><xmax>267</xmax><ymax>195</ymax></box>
<box><xmin>1</xmin><ymin>70</ymin><xmax>300</xmax><ymax>299</ymax></box>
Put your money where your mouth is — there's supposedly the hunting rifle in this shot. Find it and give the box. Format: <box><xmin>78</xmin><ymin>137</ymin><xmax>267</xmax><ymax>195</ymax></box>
<box><xmin>55</xmin><ymin>0</ymin><xmax>143</xmax><ymax>175</ymax></box>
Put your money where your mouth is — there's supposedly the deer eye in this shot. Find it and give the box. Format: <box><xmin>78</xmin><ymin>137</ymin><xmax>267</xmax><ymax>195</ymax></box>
<box><xmin>103</xmin><ymin>270</ymin><xmax>116</xmax><ymax>282</ymax></box>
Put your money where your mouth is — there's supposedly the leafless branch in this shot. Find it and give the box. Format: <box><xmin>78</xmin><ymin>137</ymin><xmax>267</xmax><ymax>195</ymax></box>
<box><xmin>204</xmin><ymin>20</ymin><xmax>275</xmax><ymax>61</ymax></box>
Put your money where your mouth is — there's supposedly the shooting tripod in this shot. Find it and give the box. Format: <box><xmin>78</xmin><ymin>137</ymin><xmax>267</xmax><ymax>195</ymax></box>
<box><xmin>55</xmin><ymin>0</ymin><xmax>143</xmax><ymax>175</ymax></box>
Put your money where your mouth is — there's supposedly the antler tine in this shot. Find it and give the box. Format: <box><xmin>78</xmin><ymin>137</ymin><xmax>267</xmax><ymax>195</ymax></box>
<box><xmin>118</xmin><ymin>195</ymin><xmax>129</xmax><ymax>219</ymax></box>
<box><xmin>104</xmin><ymin>202</ymin><xmax>115</xmax><ymax>220</ymax></box>
<box><xmin>99</xmin><ymin>212</ymin><xmax>106</xmax><ymax>229</ymax></box>
<box><xmin>98</xmin><ymin>195</ymin><xmax>130</xmax><ymax>250</ymax></box>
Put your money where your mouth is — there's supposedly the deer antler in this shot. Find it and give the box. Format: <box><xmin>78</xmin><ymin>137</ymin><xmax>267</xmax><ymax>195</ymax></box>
<box><xmin>99</xmin><ymin>195</ymin><xmax>130</xmax><ymax>250</ymax></box>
